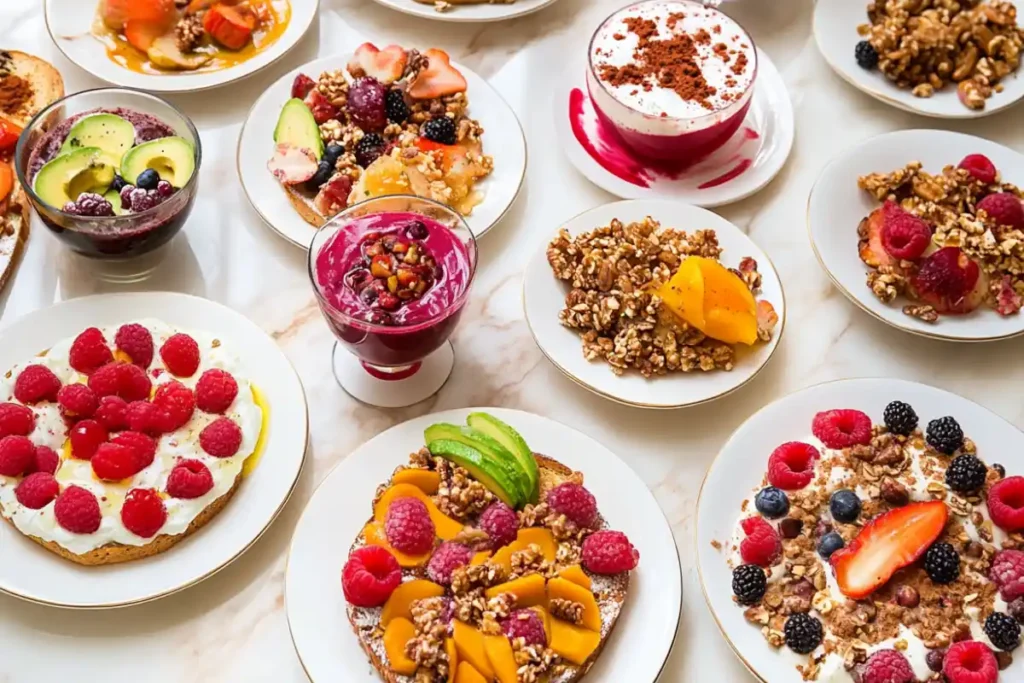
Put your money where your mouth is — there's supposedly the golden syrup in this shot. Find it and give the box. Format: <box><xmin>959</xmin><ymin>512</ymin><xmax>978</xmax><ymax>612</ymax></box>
<box><xmin>242</xmin><ymin>383</ymin><xmax>270</xmax><ymax>478</ymax></box>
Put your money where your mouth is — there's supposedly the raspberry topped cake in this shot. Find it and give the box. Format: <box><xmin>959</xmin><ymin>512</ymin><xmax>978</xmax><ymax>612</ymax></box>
<box><xmin>725</xmin><ymin>402</ymin><xmax>1024</xmax><ymax>682</ymax></box>
<box><xmin>0</xmin><ymin>320</ymin><xmax>265</xmax><ymax>565</ymax></box>
<box><xmin>339</xmin><ymin>412</ymin><xmax>640</xmax><ymax>682</ymax></box>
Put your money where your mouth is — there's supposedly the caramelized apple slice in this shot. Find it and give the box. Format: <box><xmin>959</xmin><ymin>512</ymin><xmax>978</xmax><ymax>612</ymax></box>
<box><xmin>147</xmin><ymin>34</ymin><xmax>213</xmax><ymax>70</ymax></box>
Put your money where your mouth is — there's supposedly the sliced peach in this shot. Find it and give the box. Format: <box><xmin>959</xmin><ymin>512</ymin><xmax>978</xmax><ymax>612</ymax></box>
<box><xmin>470</xmin><ymin>551</ymin><xmax>492</xmax><ymax>566</ymax></box>
<box><xmin>446</xmin><ymin>637</ymin><xmax>459</xmax><ymax>683</ymax></box>
<box><xmin>547</xmin><ymin>577</ymin><xmax>601</xmax><ymax>632</ymax></box>
<box><xmin>557</xmin><ymin>564</ymin><xmax>592</xmax><ymax>591</ymax></box>
<box><xmin>362</xmin><ymin>522</ymin><xmax>432</xmax><ymax>568</ymax></box>
<box><xmin>658</xmin><ymin>256</ymin><xmax>704</xmax><ymax>329</ymax></box>
<box><xmin>530</xmin><ymin>605</ymin><xmax>552</xmax><ymax>643</ymax></box>
<box><xmin>392</xmin><ymin>468</ymin><xmax>441</xmax><ymax>494</ymax></box>
<box><xmin>516</xmin><ymin>528</ymin><xmax>556</xmax><ymax>562</ymax></box>
<box><xmin>489</xmin><ymin>544</ymin><xmax>516</xmax><ymax>573</ymax></box>
<box><xmin>373</xmin><ymin>483</ymin><xmax>463</xmax><ymax>540</ymax></box>
<box><xmin>484</xmin><ymin>634</ymin><xmax>518</xmax><ymax>683</ymax></box>
<box><xmin>454</xmin><ymin>661</ymin><xmax>487</xmax><ymax>683</ymax></box>
<box><xmin>484</xmin><ymin>573</ymin><xmax>547</xmax><ymax>607</ymax></box>
<box><xmin>383</xmin><ymin>617</ymin><xmax>418</xmax><ymax>675</ymax></box>
<box><xmin>695</xmin><ymin>258</ymin><xmax>758</xmax><ymax>345</ymax></box>
<box><xmin>381</xmin><ymin>579</ymin><xmax>445</xmax><ymax>627</ymax></box>
<box><xmin>452</xmin><ymin>620</ymin><xmax>494</xmax><ymax>680</ymax></box>
<box><xmin>549</xmin><ymin>618</ymin><xmax>602</xmax><ymax>666</ymax></box>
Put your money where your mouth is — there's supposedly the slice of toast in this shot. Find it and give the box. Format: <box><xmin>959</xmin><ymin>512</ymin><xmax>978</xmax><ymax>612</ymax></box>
<box><xmin>0</xmin><ymin>50</ymin><xmax>65</xmax><ymax>128</ymax></box>
<box><xmin>0</xmin><ymin>182</ymin><xmax>29</xmax><ymax>294</ymax></box>
<box><xmin>346</xmin><ymin>453</ymin><xmax>631</xmax><ymax>683</ymax></box>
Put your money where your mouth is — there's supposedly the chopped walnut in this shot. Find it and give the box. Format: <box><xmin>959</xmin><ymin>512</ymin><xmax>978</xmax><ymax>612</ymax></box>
<box><xmin>406</xmin><ymin>597</ymin><xmax>449</xmax><ymax>676</ymax></box>
<box><xmin>316</xmin><ymin>70</ymin><xmax>349</xmax><ymax>108</ymax></box>
<box><xmin>436</xmin><ymin>458</ymin><xmax>495</xmax><ymax>520</ymax></box>
<box><xmin>549</xmin><ymin>598</ymin><xmax>585</xmax><ymax>625</ymax></box>
<box><xmin>509</xmin><ymin>544</ymin><xmax>552</xmax><ymax>580</ymax></box>
<box><xmin>175</xmin><ymin>14</ymin><xmax>205</xmax><ymax>53</ymax></box>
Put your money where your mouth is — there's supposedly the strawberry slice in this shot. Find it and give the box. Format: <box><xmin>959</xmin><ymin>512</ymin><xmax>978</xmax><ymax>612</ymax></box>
<box><xmin>124</xmin><ymin>19</ymin><xmax>168</xmax><ymax>52</ymax></box>
<box><xmin>407</xmin><ymin>49</ymin><xmax>467</xmax><ymax>100</ymax></box>
<box><xmin>830</xmin><ymin>500</ymin><xmax>948</xmax><ymax>600</ymax></box>
<box><xmin>347</xmin><ymin>43</ymin><xmax>407</xmax><ymax>85</ymax></box>
<box><xmin>857</xmin><ymin>205</ymin><xmax>897</xmax><ymax>269</ymax></box>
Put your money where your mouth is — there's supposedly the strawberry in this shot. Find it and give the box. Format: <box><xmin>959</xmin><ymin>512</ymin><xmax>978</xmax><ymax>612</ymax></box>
<box><xmin>407</xmin><ymin>49</ymin><xmax>468</xmax><ymax>100</ymax></box>
<box><xmin>858</xmin><ymin>205</ymin><xmax>898</xmax><ymax>269</ymax></box>
<box><xmin>0</xmin><ymin>118</ymin><xmax>21</xmax><ymax>153</ymax></box>
<box><xmin>124</xmin><ymin>19</ymin><xmax>167</xmax><ymax>52</ymax></box>
<box><xmin>347</xmin><ymin>43</ymin><xmax>407</xmax><ymax>85</ymax></box>
<box><xmin>830</xmin><ymin>501</ymin><xmax>948</xmax><ymax>600</ymax></box>
<box><xmin>909</xmin><ymin>247</ymin><xmax>988</xmax><ymax>315</ymax></box>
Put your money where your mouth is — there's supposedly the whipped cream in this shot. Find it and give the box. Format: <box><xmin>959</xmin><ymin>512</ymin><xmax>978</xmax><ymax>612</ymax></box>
<box><xmin>0</xmin><ymin>319</ymin><xmax>264</xmax><ymax>556</ymax></box>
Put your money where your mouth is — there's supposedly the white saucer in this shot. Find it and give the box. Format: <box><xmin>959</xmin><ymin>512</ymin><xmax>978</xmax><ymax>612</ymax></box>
<box><xmin>813</xmin><ymin>0</ymin><xmax>1024</xmax><ymax>119</ymax></box>
<box><xmin>553</xmin><ymin>48</ymin><xmax>794</xmax><ymax>207</ymax></box>
<box><xmin>238</xmin><ymin>54</ymin><xmax>526</xmax><ymax>249</ymax></box>
<box><xmin>285</xmin><ymin>407</ymin><xmax>682</xmax><ymax>682</ymax></box>
<box><xmin>0</xmin><ymin>293</ymin><xmax>308</xmax><ymax>608</ymax></box>
<box><xmin>44</xmin><ymin>0</ymin><xmax>318</xmax><ymax>93</ymax></box>
<box><xmin>696</xmin><ymin>377</ymin><xmax>1024</xmax><ymax>682</ymax></box>
<box><xmin>523</xmin><ymin>199</ymin><xmax>786</xmax><ymax>409</ymax></box>
<box><xmin>330</xmin><ymin>340</ymin><xmax>454</xmax><ymax>408</ymax></box>
<box><xmin>808</xmin><ymin>128</ymin><xmax>1024</xmax><ymax>342</ymax></box>
<box><xmin>368</xmin><ymin>0</ymin><xmax>560</xmax><ymax>22</ymax></box>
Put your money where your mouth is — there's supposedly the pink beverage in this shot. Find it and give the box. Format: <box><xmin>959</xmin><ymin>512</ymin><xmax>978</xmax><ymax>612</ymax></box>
<box><xmin>312</xmin><ymin>211</ymin><xmax>475</xmax><ymax>368</ymax></box>
<box><xmin>587</xmin><ymin>0</ymin><xmax>758</xmax><ymax>164</ymax></box>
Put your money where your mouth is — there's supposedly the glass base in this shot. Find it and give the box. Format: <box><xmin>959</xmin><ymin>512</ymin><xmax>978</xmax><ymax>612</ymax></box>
<box><xmin>68</xmin><ymin>242</ymin><xmax>172</xmax><ymax>284</ymax></box>
<box><xmin>331</xmin><ymin>341</ymin><xmax>455</xmax><ymax>408</ymax></box>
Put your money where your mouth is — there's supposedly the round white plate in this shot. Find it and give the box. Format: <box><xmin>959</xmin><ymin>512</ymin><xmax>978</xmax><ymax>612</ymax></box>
<box><xmin>808</xmin><ymin>128</ymin><xmax>1024</xmax><ymax>342</ymax></box>
<box><xmin>286</xmin><ymin>407</ymin><xmax>682</xmax><ymax>682</ymax></box>
<box><xmin>369</xmin><ymin>0</ymin><xmax>559</xmax><ymax>22</ymax></box>
<box><xmin>523</xmin><ymin>199</ymin><xmax>786</xmax><ymax>409</ymax></box>
<box><xmin>0</xmin><ymin>292</ymin><xmax>308</xmax><ymax>609</ymax></box>
<box><xmin>553</xmin><ymin>48</ymin><xmax>794</xmax><ymax>207</ymax></box>
<box><xmin>238</xmin><ymin>54</ymin><xmax>526</xmax><ymax>249</ymax></box>
<box><xmin>696</xmin><ymin>377</ymin><xmax>1024</xmax><ymax>682</ymax></box>
<box><xmin>813</xmin><ymin>0</ymin><xmax>1024</xmax><ymax>119</ymax></box>
<box><xmin>44</xmin><ymin>0</ymin><xmax>318</xmax><ymax>93</ymax></box>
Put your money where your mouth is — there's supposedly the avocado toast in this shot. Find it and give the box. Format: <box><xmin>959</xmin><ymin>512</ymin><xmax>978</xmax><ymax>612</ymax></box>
<box><xmin>340</xmin><ymin>413</ymin><xmax>640</xmax><ymax>683</ymax></box>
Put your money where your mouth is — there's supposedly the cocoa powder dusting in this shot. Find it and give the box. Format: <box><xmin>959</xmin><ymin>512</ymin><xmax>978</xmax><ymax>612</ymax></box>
<box><xmin>0</xmin><ymin>75</ymin><xmax>31</xmax><ymax>117</ymax></box>
<box><xmin>731</xmin><ymin>52</ymin><xmax>748</xmax><ymax>76</ymax></box>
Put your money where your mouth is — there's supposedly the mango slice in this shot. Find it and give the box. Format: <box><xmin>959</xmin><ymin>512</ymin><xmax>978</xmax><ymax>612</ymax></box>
<box><xmin>557</xmin><ymin>564</ymin><xmax>592</xmax><ymax>591</ymax></box>
<box><xmin>392</xmin><ymin>468</ymin><xmax>441</xmax><ymax>494</ymax></box>
<box><xmin>453</xmin><ymin>620</ymin><xmax>495</xmax><ymax>680</ymax></box>
<box><xmin>658</xmin><ymin>256</ymin><xmax>760</xmax><ymax>345</ymax></box>
<box><xmin>454</xmin><ymin>661</ymin><xmax>488</xmax><ymax>683</ymax></box>
<box><xmin>490</xmin><ymin>544</ymin><xmax>516</xmax><ymax>573</ymax></box>
<box><xmin>485</xmin><ymin>573</ymin><xmax>547</xmax><ymax>607</ymax></box>
<box><xmin>547</xmin><ymin>577</ymin><xmax>601</xmax><ymax>632</ymax></box>
<box><xmin>549</xmin><ymin>617</ymin><xmax>602</xmax><ymax>666</ymax></box>
<box><xmin>383</xmin><ymin>617</ymin><xmax>418</xmax><ymax>675</ymax></box>
<box><xmin>484</xmin><ymin>634</ymin><xmax>518</xmax><ymax>683</ymax></box>
<box><xmin>362</xmin><ymin>522</ymin><xmax>433</xmax><ymax>568</ymax></box>
<box><xmin>446</xmin><ymin>637</ymin><xmax>459</xmax><ymax>683</ymax></box>
<box><xmin>373</xmin><ymin>483</ymin><xmax>463</xmax><ymax>540</ymax></box>
<box><xmin>515</xmin><ymin>528</ymin><xmax>557</xmax><ymax>562</ymax></box>
<box><xmin>470</xmin><ymin>550</ymin><xmax>492</xmax><ymax>566</ymax></box>
<box><xmin>530</xmin><ymin>605</ymin><xmax>553</xmax><ymax>643</ymax></box>
<box><xmin>381</xmin><ymin>579</ymin><xmax>445</xmax><ymax>627</ymax></box>
<box><xmin>659</xmin><ymin>256</ymin><xmax>705</xmax><ymax>329</ymax></box>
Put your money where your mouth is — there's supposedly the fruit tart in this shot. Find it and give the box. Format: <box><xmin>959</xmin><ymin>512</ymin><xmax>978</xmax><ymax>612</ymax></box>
<box><xmin>0</xmin><ymin>320</ymin><xmax>266</xmax><ymax>565</ymax></box>
<box><xmin>340</xmin><ymin>412</ymin><xmax>640</xmax><ymax>682</ymax></box>
<box><xmin>267</xmin><ymin>43</ymin><xmax>493</xmax><ymax>228</ymax></box>
<box><xmin>724</xmin><ymin>401</ymin><xmax>1024</xmax><ymax>681</ymax></box>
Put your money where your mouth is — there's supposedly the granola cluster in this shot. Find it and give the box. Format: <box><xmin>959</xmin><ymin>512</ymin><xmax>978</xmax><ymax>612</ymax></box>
<box><xmin>858</xmin><ymin>0</ymin><xmax>1024</xmax><ymax>108</ymax></box>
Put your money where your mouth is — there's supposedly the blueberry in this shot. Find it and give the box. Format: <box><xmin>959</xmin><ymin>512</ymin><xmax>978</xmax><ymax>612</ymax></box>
<box><xmin>324</xmin><ymin>144</ymin><xmax>344</xmax><ymax>163</ymax></box>
<box><xmin>307</xmin><ymin>160</ymin><xmax>334</xmax><ymax>190</ymax></box>
<box><xmin>830</xmin><ymin>489</ymin><xmax>862</xmax><ymax>523</ymax></box>
<box><xmin>406</xmin><ymin>220</ymin><xmax>429</xmax><ymax>240</ymax></box>
<box><xmin>817</xmin><ymin>532</ymin><xmax>845</xmax><ymax>559</ymax></box>
<box><xmin>755</xmin><ymin>486</ymin><xmax>790</xmax><ymax>520</ymax></box>
<box><xmin>135</xmin><ymin>169</ymin><xmax>160</xmax><ymax>190</ymax></box>
<box><xmin>110</xmin><ymin>174</ymin><xmax>127</xmax><ymax>192</ymax></box>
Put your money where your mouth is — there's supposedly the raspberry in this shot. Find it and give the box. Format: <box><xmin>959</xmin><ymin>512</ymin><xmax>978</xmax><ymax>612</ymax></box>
<box><xmin>68</xmin><ymin>327</ymin><xmax>113</xmax><ymax>374</ymax></box>
<box><xmin>88</xmin><ymin>362</ymin><xmax>152</xmax><ymax>402</ymax></box>
<box><xmin>57</xmin><ymin>384</ymin><xmax>98</xmax><ymax>419</ymax></box>
<box><xmin>121</xmin><ymin>488</ymin><xmax>167</xmax><ymax>538</ymax></box>
<box><xmin>195</xmin><ymin>369</ymin><xmax>238</xmax><ymax>414</ymax></box>
<box><xmin>858</xmin><ymin>649</ymin><xmax>914</xmax><ymax>683</ymax></box>
<box><xmin>427</xmin><ymin>541</ymin><xmax>473</xmax><ymax>585</ymax></box>
<box><xmin>91</xmin><ymin>442</ymin><xmax>139</xmax><ymax>481</ymax></box>
<box><xmin>114</xmin><ymin>323</ymin><xmax>154</xmax><ymax>368</ymax></box>
<box><xmin>68</xmin><ymin>419</ymin><xmax>108</xmax><ymax>460</ymax></box>
<box><xmin>15</xmin><ymin>472</ymin><xmax>60</xmax><ymax>509</ymax></box>
<box><xmin>26</xmin><ymin>446</ymin><xmax>59</xmax><ymax>475</ymax></box>
<box><xmin>943</xmin><ymin>640</ymin><xmax>998</xmax><ymax>683</ymax></box>
<box><xmin>160</xmin><ymin>333</ymin><xmax>200</xmax><ymax>377</ymax></box>
<box><xmin>546</xmin><ymin>483</ymin><xmax>599</xmax><ymax>528</ymax></box>
<box><xmin>959</xmin><ymin>154</ymin><xmax>998</xmax><ymax>184</ymax></box>
<box><xmin>767</xmin><ymin>442</ymin><xmax>821</xmax><ymax>490</ymax></box>
<box><xmin>479</xmin><ymin>501</ymin><xmax>519</xmax><ymax>549</ymax></box>
<box><xmin>500</xmin><ymin>609</ymin><xmax>547</xmax><ymax>647</ymax></box>
<box><xmin>153</xmin><ymin>380</ymin><xmax>195</xmax><ymax>430</ymax></box>
<box><xmin>582</xmin><ymin>529</ymin><xmax>640</xmax><ymax>574</ymax></box>
<box><xmin>812</xmin><ymin>409</ymin><xmax>872</xmax><ymax>449</ymax></box>
<box><xmin>341</xmin><ymin>546</ymin><xmax>402</xmax><ymax>607</ymax></box>
<box><xmin>14</xmin><ymin>365</ymin><xmax>61</xmax><ymax>404</ymax></box>
<box><xmin>54</xmin><ymin>485</ymin><xmax>101</xmax><ymax>534</ymax></box>
<box><xmin>991</xmin><ymin>550</ymin><xmax>1024</xmax><ymax>602</ymax></box>
<box><xmin>95</xmin><ymin>395</ymin><xmax>129</xmax><ymax>430</ymax></box>
<box><xmin>978</xmin><ymin>192</ymin><xmax>1024</xmax><ymax>230</ymax></box>
<box><xmin>125</xmin><ymin>400</ymin><xmax>171</xmax><ymax>435</ymax></box>
<box><xmin>112</xmin><ymin>431</ymin><xmax>157</xmax><ymax>470</ymax></box>
<box><xmin>166</xmin><ymin>459</ymin><xmax>214</xmax><ymax>499</ymax></box>
<box><xmin>0</xmin><ymin>435</ymin><xmax>36</xmax><ymax>476</ymax></box>
<box><xmin>881</xmin><ymin>202</ymin><xmax>932</xmax><ymax>260</ymax></box>
<box><xmin>988</xmin><ymin>476</ymin><xmax>1024</xmax><ymax>532</ymax></box>
<box><xmin>739</xmin><ymin>517</ymin><xmax>781</xmax><ymax>567</ymax></box>
<box><xmin>0</xmin><ymin>402</ymin><xmax>34</xmax><ymax>437</ymax></box>
<box><xmin>199</xmin><ymin>417</ymin><xmax>242</xmax><ymax>457</ymax></box>
<box><xmin>384</xmin><ymin>497</ymin><xmax>436</xmax><ymax>555</ymax></box>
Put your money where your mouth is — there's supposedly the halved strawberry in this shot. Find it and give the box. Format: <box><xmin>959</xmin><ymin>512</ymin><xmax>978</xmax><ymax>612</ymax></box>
<box><xmin>415</xmin><ymin>137</ymin><xmax>464</xmax><ymax>173</ymax></box>
<box><xmin>830</xmin><ymin>500</ymin><xmax>948</xmax><ymax>600</ymax></box>
<box><xmin>909</xmin><ymin>246</ymin><xmax>987</xmax><ymax>314</ymax></box>
<box><xmin>407</xmin><ymin>49</ymin><xmax>467</xmax><ymax>100</ymax></box>
<box><xmin>858</xmin><ymin>206</ymin><xmax>897</xmax><ymax>269</ymax></box>
<box><xmin>347</xmin><ymin>43</ymin><xmax>407</xmax><ymax>85</ymax></box>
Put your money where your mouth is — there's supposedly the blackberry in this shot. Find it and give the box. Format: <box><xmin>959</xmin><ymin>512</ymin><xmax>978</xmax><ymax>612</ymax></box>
<box><xmin>135</xmin><ymin>168</ymin><xmax>160</xmax><ymax>190</ymax></box>
<box><xmin>754</xmin><ymin>486</ymin><xmax>790</xmax><ymax>519</ymax></box>
<box><xmin>731</xmin><ymin>564</ymin><xmax>767</xmax><ymax>606</ymax></box>
<box><xmin>385</xmin><ymin>89</ymin><xmax>411</xmax><ymax>123</ymax></box>
<box><xmin>945</xmin><ymin>454</ymin><xmax>987</xmax><ymax>493</ymax></box>
<box><xmin>927</xmin><ymin>416</ymin><xmax>963</xmax><ymax>454</ymax></box>
<box><xmin>994</xmin><ymin>463</ymin><xmax>1006</xmax><ymax>479</ymax></box>
<box><xmin>784</xmin><ymin>614</ymin><xmax>823</xmax><ymax>654</ymax></box>
<box><xmin>984</xmin><ymin>612</ymin><xmax>1021</xmax><ymax>651</ymax></box>
<box><xmin>855</xmin><ymin>40</ymin><xmax>879</xmax><ymax>69</ymax></box>
<box><xmin>830</xmin><ymin>489</ymin><xmax>862</xmax><ymax>523</ymax></box>
<box><xmin>817</xmin><ymin>532</ymin><xmax>845</xmax><ymax>560</ymax></box>
<box><xmin>307</xmin><ymin>159</ymin><xmax>334</xmax><ymax>190</ymax></box>
<box><xmin>355</xmin><ymin>133</ymin><xmax>387</xmax><ymax>168</ymax></box>
<box><xmin>422</xmin><ymin>116</ymin><xmax>457</xmax><ymax>145</ymax></box>
<box><xmin>883</xmin><ymin>401</ymin><xmax>918</xmax><ymax>435</ymax></box>
<box><xmin>923</xmin><ymin>542</ymin><xmax>960</xmax><ymax>584</ymax></box>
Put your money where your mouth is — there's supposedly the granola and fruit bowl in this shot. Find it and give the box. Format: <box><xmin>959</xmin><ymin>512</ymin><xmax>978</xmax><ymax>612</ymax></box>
<box><xmin>238</xmin><ymin>44</ymin><xmax>526</xmax><ymax>249</ymax></box>
<box><xmin>698</xmin><ymin>377</ymin><xmax>1024</xmax><ymax>682</ymax></box>
<box><xmin>286</xmin><ymin>408</ymin><xmax>681</xmax><ymax>682</ymax></box>
<box><xmin>523</xmin><ymin>199</ymin><xmax>783</xmax><ymax>408</ymax></box>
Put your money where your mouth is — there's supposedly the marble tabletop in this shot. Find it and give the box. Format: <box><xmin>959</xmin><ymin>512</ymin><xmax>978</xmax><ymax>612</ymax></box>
<box><xmin>3</xmin><ymin>0</ymin><xmax>1024</xmax><ymax>681</ymax></box>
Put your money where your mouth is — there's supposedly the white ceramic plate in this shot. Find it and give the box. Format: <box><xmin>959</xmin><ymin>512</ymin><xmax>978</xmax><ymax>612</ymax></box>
<box><xmin>808</xmin><ymin>128</ymin><xmax>1024</xmax><ymax>342</ymax></box>
<box><xmin>0</xmin><ymin>292</ymin><xmax>308</xmax><ymax>608</ymax></box>
<box><xmin>238</xmin><ymin>54</ymin><xmax>526</xmax><ymax>249</ymax></box>
<box><xmin>696</xmin><ymin>377</ymin><xmax>1024</xmax><ymax>682</ymax></box>
<box><xmin>368</xmin><ymin>0</ymin><xmax>559</xmax><ymax>22</ymax></box>
<box><xmin>44</xmin><ymin>0</ymin><xmax>318</xmax><ymax>93</ymax></box>
<box><xmin>523</xmin><ymin>199</ymin><xmax>785</xmax><ymax>409</ymax></box>
<box><xmin>553</xmin><ymin>48</ymin><xmax>794</xmax><ymax>207</ymax></box>
<box><xmin>813</xmin><ymin>0</ymin><xmax>1024</xmax><ymax>119</ymax></box>
<box><xmin>286</xmin><ymin>407</ymin><xmax>681</xmax><ymax>682</ymax></box>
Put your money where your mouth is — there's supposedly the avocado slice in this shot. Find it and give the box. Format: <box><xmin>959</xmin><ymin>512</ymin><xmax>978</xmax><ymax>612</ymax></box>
<box><xmin>103</xmin><ymin>188</ymin><xmax>126</xmax><ymax>216</ymax></box>
<box><xmin>59</xmin><ymin>113</ymin><xmax>135</xmax><ymax>168</ymax></box>
<box><xmin>34</xmin><ymin>147</ymin><xmax>117</xmax><ymax>209</ymax></box>
<box><xmin>120</xmin><ymin>136</ymin><xmax>196</xmax><ymax>189</ymax></box>
<box><xmin>273</xmin><ymin>98</ymin><xmax>324</xmax><ymax>161</ymax></box>
<box><xmin>467</xmin><ymin>413</ymin><xmax>540</xmax><ymax>503</ymax></box>
<box><xmin>424</xmin><ymin>423</ymin><xmax>530</xmax><ymax>506</ymax></box>
<box><xmin>427</xmin><ymin>439</ymin><xmax>521</xmax><ymax>508</ymax></box>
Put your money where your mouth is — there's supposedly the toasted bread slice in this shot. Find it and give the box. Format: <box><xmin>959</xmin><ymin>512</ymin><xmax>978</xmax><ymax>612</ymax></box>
<box><xmin>284</xmin><ymin>185</ymin><xmax>326</xmax><ymax>228</ymax></box>
<box><xmin>0</xmin><ymin>50</ymin><xmax>65</xmax><ymax>127</ymax></box>
<box><xmin>0</xmin><ymin>181</ymin><xmax>29</xmax><ymax>295</ymax></box>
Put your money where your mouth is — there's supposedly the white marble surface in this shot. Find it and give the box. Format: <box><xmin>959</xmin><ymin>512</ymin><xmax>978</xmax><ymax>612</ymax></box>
<box><xmin>3</xmin><ymin>1</ymin><xmax>1024</xmax><ymax>681</ymax></box>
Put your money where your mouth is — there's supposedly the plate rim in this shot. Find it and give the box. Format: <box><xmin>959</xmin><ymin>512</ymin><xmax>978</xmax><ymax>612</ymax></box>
<box><xmin>0</xmin><ymin>291</ymin><xmax>310</xmax><ymax>610</ymax></box>
<box><xmin>366</xmin><ymin>0</ymin><xmax>561</xmax><ymax>23</ymax></box>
